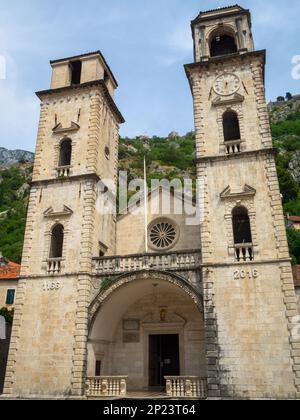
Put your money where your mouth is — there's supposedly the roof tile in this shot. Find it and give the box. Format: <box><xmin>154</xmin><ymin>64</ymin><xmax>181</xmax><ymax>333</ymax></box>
<box><xmin>0</xmin><ymin>260</ymin><xmax>21</xmax><ymax>280</ymax></box>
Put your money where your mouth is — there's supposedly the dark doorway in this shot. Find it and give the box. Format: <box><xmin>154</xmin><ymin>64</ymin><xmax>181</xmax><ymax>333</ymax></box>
<box><xmin>149</xmin><ymin>334</ymin><xmax>180</xmax><ymax>390</ymax></box>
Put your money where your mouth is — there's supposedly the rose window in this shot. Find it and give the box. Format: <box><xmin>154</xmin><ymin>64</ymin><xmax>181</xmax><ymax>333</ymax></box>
<box><xmin>148</xmin><ymin>220</ymin><xmax>178</xmax><ymax>250</ymax></box>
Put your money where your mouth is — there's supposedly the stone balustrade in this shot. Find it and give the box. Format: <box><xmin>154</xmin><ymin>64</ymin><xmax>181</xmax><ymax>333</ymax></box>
<box><xmin>224</xmin><ymin>139</ymin><xmax>241</xmax><ymax>154</ymax></box>
<box><xmin>56</xmin><ymin>166</ymin><xmax>71</xmax><ymax>178</ymax></box>
<box><xmin>93</xmin><ymin>250</ymin><xmax>201</xmax><ymax>276</ymax></box>
<box><xmin>234</xmin><ymin>243</ymin><xmax>254</xmax><ymax>262</ymax></box>
<box><xmin>165</xmin><ymin>377</ymin><xmax>207</xmax><ymax>399</ymax></box>
<box><xmin>86</xmin><ymin>376</ymin><xmax>128</xmax><ymax>398</ymax></box>
<box><xmin>47</xmin><ymin>258</ymin><xmax>62</xmax><ymax>274</ymax></box>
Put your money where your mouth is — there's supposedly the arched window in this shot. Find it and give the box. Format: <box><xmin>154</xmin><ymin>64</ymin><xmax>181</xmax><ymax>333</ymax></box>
<box><xmin>223</xmin><ymin>111</ymin><xmax>241</xmax><ymax>142</ymax></box>
<box><xmin>232</xmin><ymin>207</ymin><xmax>252</xmax><ymax>245</ymax></box>
<box><xmin>210</xmin><ymin>34</ymin><xmax>237</xmax><ymax>57</ymax></box>
<box><xmin>59</xmin><ymin>139</ymin><xmax>72</xmax><ymax>167</ymax></box>
<box><xmin>49</xmin><ymin>224</ymin><xmax>64</xmax><ymax>259</ymax></box>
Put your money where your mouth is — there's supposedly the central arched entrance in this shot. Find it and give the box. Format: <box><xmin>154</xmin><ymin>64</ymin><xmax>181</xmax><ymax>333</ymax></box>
<box><xmin>87</xmin><ymin>272</ymin><xmax>206</xmax><ymax>393</ymax></box>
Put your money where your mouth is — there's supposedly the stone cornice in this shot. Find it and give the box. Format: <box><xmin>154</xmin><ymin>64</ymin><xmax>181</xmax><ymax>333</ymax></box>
<box><xmin>201</xmin><ymin>258</ymin><xmax>292</xmax><ymax>269</ymax></box>
<box><xmin>31</xmin><ymin>173</ymin><xmax>101</xmax><ymax>187</ymax></box>
<box><xmin>185</xmin><ymin>50</ymin><xmax>266</xmax><ymax>78</ymax></box>
<box><xmin>191</xmin><ymin>6</ymin><xmax>250</xmax><ymax>27</ymax></box>
<box><xmin>195</xmin><ymin>147</ymin><xmax>276</xmax><ymax>164</ymax></box>
<box><xmin>36</xmin><ymin>80</ymin><xmax>125</xmax><ymax>124</ymax></box>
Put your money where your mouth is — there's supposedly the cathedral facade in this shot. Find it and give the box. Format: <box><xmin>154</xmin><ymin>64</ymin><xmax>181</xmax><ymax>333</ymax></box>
<box><xmin>3</xmin><ymin>5</ymin><xmax>300</xmax><ymax>399</ymax></box>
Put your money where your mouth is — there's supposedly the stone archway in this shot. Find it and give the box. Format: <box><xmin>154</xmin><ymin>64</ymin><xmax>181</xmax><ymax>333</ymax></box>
<box><xmin>87</xmin><ymin>271</ymin><xmax>206</xmax><ymax>392</ymax></box>
<box><xmin>89</xmin><ymin>270</ymin><xmax>203</xmax><ymax>329</ymax></box>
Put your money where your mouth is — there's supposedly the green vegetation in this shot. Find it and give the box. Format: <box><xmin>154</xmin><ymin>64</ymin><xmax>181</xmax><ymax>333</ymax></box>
<box><xmin>271</xmin><ymin>109</ymin><xmax>300</xmax><ymax>263</ymax></box>
<box><xmin>0</xmin><ymin>307</ymin><xmax>14</xmax><ymax>325</ymax></box>
<box><xmin>0</xmin><ymin>164</ymin><xmax>32</xmax><ymax>263</ymax></box>
<box><xmin>119</xmin><ymin>132</ymin><xmax>196</xmax><ymax>178</ymax></box>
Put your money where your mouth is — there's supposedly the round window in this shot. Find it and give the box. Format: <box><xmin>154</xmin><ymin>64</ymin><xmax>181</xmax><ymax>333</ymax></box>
<box><xmin>148</xmin><ymin>219</ymin><xmax>179</xmax><ymax>251</ymax></box>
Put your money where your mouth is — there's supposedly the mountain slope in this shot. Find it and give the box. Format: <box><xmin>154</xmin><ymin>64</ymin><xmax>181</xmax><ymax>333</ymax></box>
<box><xmin>0</xmin><ymin>148</ymin><xmax>34</xmax><ymax>166</ymax></box>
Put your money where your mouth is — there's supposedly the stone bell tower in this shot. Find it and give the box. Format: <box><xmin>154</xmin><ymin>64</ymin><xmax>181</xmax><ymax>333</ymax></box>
<box><xmin>185</xmin><ymin>6</ymin><xmax>300</xmax><ymax>399</ymax></box>
<box><xmin>3</xmin><ymin>51</ymin><xmax>124</xmax><ymax>398</ymax></box>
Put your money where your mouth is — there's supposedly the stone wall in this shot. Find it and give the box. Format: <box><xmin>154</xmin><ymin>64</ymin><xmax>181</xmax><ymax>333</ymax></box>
<box><xmin>296</xmin><ymin>288</ymin><xmax>300</xmax><ymax>313</ymax></box>
<box><xmin>205</xmin><ymin>263</ymin><xmax>296</xmax><ymax>399</ymax></box>
<box><xmin>117</xmin><ymin>189</ymin><xmax>201</xmax><ymax>255</ymax></box>
<box><xmin>4</xmin><ymin>277</ymin><xmax>78</xmax><ymax>397</ymax></box>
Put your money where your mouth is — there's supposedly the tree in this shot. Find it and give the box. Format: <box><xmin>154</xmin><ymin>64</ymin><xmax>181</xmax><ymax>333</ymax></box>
<box><xmin>287</xmin><ymin>228</ymin><xmax>300</xmax><ymax>264</ymax></box>
<box><xmin>0</xmin><ymin>308</ymin><xmax>14</xmax><ymax>325</ymax></box>
<box><xmin>286</xmin><ymin>92</ymin><xmax>293</xmax><ymax>101</ymax></box>
<box><xmin>277</xmin><ymin>96</ymin><xmax>285</xmax><ymax>102</ymax></box>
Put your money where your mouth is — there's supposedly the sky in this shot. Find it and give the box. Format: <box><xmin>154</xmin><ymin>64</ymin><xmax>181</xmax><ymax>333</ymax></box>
<box><xmin>0</xmin><ymin>0</ymin><xmax>299</xmax><ymax>152</ymax></box>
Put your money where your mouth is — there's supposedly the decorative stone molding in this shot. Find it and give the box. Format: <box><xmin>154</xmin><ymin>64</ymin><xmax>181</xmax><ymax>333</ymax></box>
<box><xmin>32</xmin><ymin>104</ymin><xmax>49</xmax><ymax>182</ymax></box>
<box><xmin>250</xmin><ymin>62</ymin><xmax>273</xmax><ymax>148</ymax></box>
<box><xmin>201</xmin><ymin>267</ymin><xmax>222</xmax><ymax>398</ymax></box>
<box><xmin>197</xmin><ymin>163</ymin><xmax>213</xmax><ymax>263</ymax></box>
<box><xmin>191</xmin><ymin>73</ymin><xmax>206</xmax><ymax>157</ymax></box>
<box><xmin>42</xmin><ymin>219</ymin><xmax>70</xmax><ymax>272</ymax></box>
<box><xmin>148</xmin><ymin>218</ymin><xmax>180</xmax><ymax>251</ymax></box>
<box><xmin>88</xmin><ymin>271</ymin><xmax>204</xmax><ymax>330</ymax></box>
<box><xmin>93</xmin><ymin>250</ymin><xmax>201</xmax><ymax>277</ymax></box>
<box><xmin>212</xmin><ymin>92</ymin><xmax>245</xmax><ymax>107</ymax></box>
<box><xmin>43</xmin><ymin>205</ymin><xmax>73</xmax><ymax>218</ymax></box>
<box><xmin>264</xmin><ymin>154</ymin><xmax>290</xmax><ymax>259</ymax></box>
<box><xmin>53</xmin><ymin>136</ymin><xmax>77</xmax><ymax>179</ymax></box>
<box><xmin>220</xmin><ymin>184</ymin><xmax>256</xmax><ymax>200</ymax></box>
<box><xmin>216</xmin><ymin>103</ymin><xmax>246</xmax><ymax>154</ymax></box>
<box><xmin>222</xmin><ymin>195</ymin><xmax>258</xmax><ymax>260</ymax></box>
<box><xmin>52</xmin><ymin>121</ymin><xmax>80</xmax><ymax>134</ymax></box>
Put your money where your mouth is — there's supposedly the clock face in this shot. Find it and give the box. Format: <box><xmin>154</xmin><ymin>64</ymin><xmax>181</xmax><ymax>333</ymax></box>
<box><xmin>213</xmin><ymin>73</ymin><xmax>241</xmax><ymax>96</ymax></box>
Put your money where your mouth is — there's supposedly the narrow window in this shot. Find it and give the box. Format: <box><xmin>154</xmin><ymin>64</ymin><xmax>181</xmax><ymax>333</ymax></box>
<box><xmin>6</xmin><ymin>289</ymin><xmax>15</xmax><ymax>305</ymax></box>
<box><xmin>59</xmin><ymin>139</ymin><xmax>72</xmax><ymax>167</ymax></box>
<box><xmin>70</xmin><ymin>60</ymin><xmax>82</xmax><ymax>85</ymax></box>
<box><xmin>95</xmin><ymin>360</ymin><xmax>102</xmax><ymax>377</ymax></box>
<box><xmin>104</xmin><ymin>69</ymin><xmax>109</xmax><ymax>85</ymax></box>
<box><xmin>223</xmin><ymin>111</ymin><xmax>241</xmax><ymax>142</ymax></box>
<box><xmin>210</xmin><ymin>34</ymin><xmax>237</xmax><ymax>57</ymax></box>
<box><xmin>50</xmin><ymin>224</ymin><xmax>64</xmax><ymax>259</ymax></box>
<box><xmin>232</xmin><ymin>207</ymin><xmax>252</xmax><ymax>245</ymax></box>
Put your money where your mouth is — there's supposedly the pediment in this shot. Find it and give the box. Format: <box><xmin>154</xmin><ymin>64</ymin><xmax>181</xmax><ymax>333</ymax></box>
<box><xmin>43</xmin><ymin>205</ymin><xmax>73</xmax><ymax>218</ymax></box>
<box><xmin>52</xmin><ymin>121</ymin><xmax>80</xmax><ymax>134</ymax></box>
<box><xmin>212</xmin><ymin>93</ymin><xmax>245</xmax><ymax>107</ymax></box>
<box><xmin>220</xmin><ymin>184</ymin><xmax>256</xmax><ymax>200</ymax></box>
